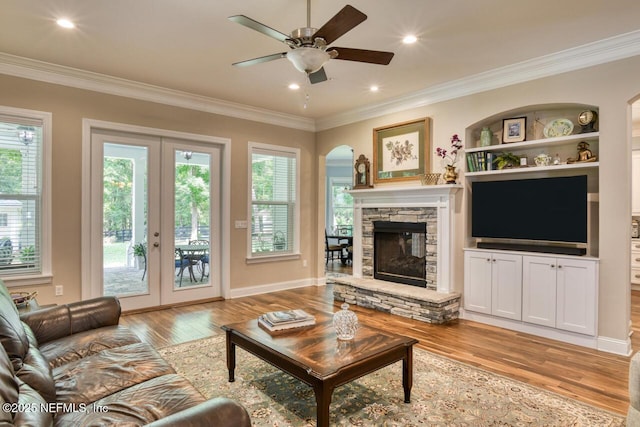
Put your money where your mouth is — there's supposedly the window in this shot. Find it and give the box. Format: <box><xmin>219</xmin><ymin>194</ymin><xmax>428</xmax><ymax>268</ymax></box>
<box><xmin>249</xmin><ymin>143</ymin><xmax>299</xmax><ymax>260</ymax></box>
<box><xmin>0</xmin><ymin>107</ymin><xmax>51</xmax><ymax>284</ymax></box>
<box><xmin>329</xmin><ymin>179</ymin><xmax>353</xmax><ymax>234</ymax></box>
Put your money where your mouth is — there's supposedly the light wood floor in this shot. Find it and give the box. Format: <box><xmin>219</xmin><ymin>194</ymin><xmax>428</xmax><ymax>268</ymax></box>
<box><xmin>120</xmin><ymin>265</ymin><xmax>638</xmax><ymax>416</ymax></box>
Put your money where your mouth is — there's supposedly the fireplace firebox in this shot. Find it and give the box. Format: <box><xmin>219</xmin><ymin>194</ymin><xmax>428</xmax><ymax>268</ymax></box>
<box><xmin>373</xmin><ymin>221</ymin><xmax>427</xmax><ymax>288</ymax></box>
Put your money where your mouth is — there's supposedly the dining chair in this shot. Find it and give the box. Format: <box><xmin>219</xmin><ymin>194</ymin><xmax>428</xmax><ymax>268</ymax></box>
<box><xmin>325</xmin><ymin>231</ymin><xmax>343</xmax><ymax>265</ymax></box>
<box><xmin>174</xmin><ymin>248</ymin><xmax>192</xmax><ymax>286</ymax></box>
<box><xmin>188</xmin><ymin>239</ymin><xmax>209</xmax><ymax>280</ymax></box>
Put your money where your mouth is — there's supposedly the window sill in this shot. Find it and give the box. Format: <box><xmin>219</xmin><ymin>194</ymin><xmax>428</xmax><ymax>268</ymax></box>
<box><xmin>2</xmin><ymin>274</ymin><xmax>53</xmax><ymax>288</ymax></box>
<box><xmin>246</xmin><ymin>253</ymin><xmax>301</xmax><ymax>264</ymax></box>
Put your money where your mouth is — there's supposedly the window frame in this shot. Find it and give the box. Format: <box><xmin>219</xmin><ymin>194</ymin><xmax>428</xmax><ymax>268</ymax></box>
<box><xmin>0</xmin><ymin>106</ymin><xmax>52</xmax><ymax>287</ymax></box>
<box><xmin>327</xmin><ymin>177</ymin><xmax>354</xmax><ymax>234</ymax></box>
<box><xmin>247</xmin><ymin>142</ymin><xmax>300</xmax><ymax>263</ymax></box>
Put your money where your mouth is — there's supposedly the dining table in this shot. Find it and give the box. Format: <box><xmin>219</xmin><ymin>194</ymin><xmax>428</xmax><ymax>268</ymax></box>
<box><xmin>176</xmin><ymin>244</ymin><xmax>209</xmax><ymax>282</ymax></box>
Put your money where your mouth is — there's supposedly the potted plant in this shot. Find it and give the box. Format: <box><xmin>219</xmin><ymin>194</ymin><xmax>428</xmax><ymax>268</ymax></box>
<box><xmin>435</xmin><ymin>134</ymin><xmax>463</xmax><ymax>184</ymax></box>
<box><xmin>20</xmin><ymin>246</ymin><xmax>35</xmax><ymax>264</ymax></box>
<box><xmin>133</xmin><ymin>242</ymin><xmax>146</xmax><ymax>270</ymax></box>
<box><xmin>493</xmin><ymin>152</ymin><xmax>521</xmax><ymax>170</ymax></box>
<box><xmin>273</xmin><ymin>231</ymin><xmax>286</xmax><ymax>250</ymax></box>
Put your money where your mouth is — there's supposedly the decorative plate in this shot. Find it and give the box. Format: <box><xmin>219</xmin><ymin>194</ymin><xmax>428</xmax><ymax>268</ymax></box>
<box><xmin>543</xmin><ymin>118</ymin><xmax>574</xmax><ymax>138</ymax></box>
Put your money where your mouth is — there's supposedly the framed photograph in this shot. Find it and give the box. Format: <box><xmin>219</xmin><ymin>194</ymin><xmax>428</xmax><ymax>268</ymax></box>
<box><xmin>373</xmin><ymin>118</ymin><xmax>430</xmax><ymax>183</ymax></box>
<box><xmin>502</xmin><ymin>117</ymin><xmax>526</xmax><ymax>143</ymax></box>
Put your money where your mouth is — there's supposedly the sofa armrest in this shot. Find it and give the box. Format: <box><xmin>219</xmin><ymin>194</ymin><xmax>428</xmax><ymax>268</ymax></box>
<box><xmin>145</xmin><ymin>397</ymin><xmax>251</xmax><ymax>427</ymax></box>
<box><xmin>20</xmin><ymin>297</ymin><xmax>121</xmax><ymax>345</ymax></box>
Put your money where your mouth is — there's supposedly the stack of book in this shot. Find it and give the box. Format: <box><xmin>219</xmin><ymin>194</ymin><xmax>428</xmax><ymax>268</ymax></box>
<box><xmin>258</xmin><ymin>309</ymin><xmax>316</xmax><ymax>332</ymax></box>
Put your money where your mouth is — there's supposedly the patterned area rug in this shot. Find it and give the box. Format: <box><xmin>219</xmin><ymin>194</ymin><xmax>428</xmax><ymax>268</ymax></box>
<box><xmin>158</xmin><ymin>335</ymin><xmax>625</xmax><ymax>426</ymax></box>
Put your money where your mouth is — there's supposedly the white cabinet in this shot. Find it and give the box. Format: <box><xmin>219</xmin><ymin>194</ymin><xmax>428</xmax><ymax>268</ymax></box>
<box><xmin>523</xmin><ymin>255</ymin><xmax>597</xmax><ymax>335</ymax></box>
<box><xmin>555</xmin><ymin>257</ymin><xmax>597</xmax><ymax>335</ymax></box>
<box><xmin>633</xmin><ymin>151</ymin><xmax>640</xmax><ymax>215</ymax></box>
<box><xmin>463</xmin><ymin>251</ymin><xmax>492</xmax><ymax>314</ymax></box>
<box><xmin>465</xmin><ymin>249</ymin><xmax>598</xmax><ymax>337</ymax></box>
<box><xmin>522</xmin><ymin>256</ymin><xmax>557</xmax><ymax>327</ymax></box>
<box><xmin>464</xmin><ymin>250</ymin><xmax>522</xmax><ymax>320</ymax></box>
<box><xmin>631</xmin><ymin>241</ymin><xmax>640</xmax><ymax>285</ymax></box>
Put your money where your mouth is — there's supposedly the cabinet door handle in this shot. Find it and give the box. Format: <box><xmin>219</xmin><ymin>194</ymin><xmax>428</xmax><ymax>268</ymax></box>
<box><xmin>486</xmin><ymin>258</ymin><xmax>491</xmax><ymax>262</ymax></box>
<box><xmin>635</xmin><ymin>245</ymin><xmax>640</xmax><ymax>249</ymax></box>
<box><xmin>558</xmin><ymin>265</ymin><xmax>562</xmax><ymax>269</ymax></box>
<box><xmin>636</xmin><ymin>274</ymin><xmax>640</xmax><ymax>279</ymax></box>
<box><xmin>550</xmin><ymin>264</ymin><xmax>555</xmax><ymax>268</ymax></box>
<box><xmin>635</xmin><ymin>258</ymin><xmax>640</xmax><ymax>262</ymax></box>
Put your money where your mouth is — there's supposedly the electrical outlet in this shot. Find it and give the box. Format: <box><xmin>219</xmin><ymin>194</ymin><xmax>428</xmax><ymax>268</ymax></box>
<box><xmin>55</xmin><ymin>285</ymin><xmax>63</xmax><ymax>296</ymax></box>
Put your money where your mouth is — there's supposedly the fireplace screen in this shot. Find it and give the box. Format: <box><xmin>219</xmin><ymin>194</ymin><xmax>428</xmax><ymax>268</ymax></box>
<box><xmin>373</xmin><ymin>221</ymin><xmax>427</xmax><ymax>287</ymax></box>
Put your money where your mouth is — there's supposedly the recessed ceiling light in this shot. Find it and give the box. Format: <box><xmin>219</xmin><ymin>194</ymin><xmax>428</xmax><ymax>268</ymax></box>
<box><xmin>56</xmin><ymin>18</ymin><xmax>75</xmax><ymax>29</ymax></box>
<box><xmin>403</xmin><ymin>35</ymin><xmax>417</xmax><ymax>44</ymax></box>
<box><xmin>288</xmin><ymin>83</ymin><xmax>300</xmax><ymax>90</ymax></box>
<box><xmin>370</xmin><ymin>85</ymin><xmax>379</xmax><ymax>92</ymax></box>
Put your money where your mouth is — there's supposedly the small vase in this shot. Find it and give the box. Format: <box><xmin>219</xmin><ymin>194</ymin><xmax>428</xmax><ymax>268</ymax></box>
<box><xmin>333</xmin><ymin>303</ymin><xmax>358</xmax><ymax>340</ymax></box>
<box><xmin>480</xmin><ymin>127</ymin><xmax>492</xmax><ymax>147</ymax></box>
<box><xmin>443</xmin><ymin>165</ymin><xmax>458</xmax><ymax>184</ymax></box>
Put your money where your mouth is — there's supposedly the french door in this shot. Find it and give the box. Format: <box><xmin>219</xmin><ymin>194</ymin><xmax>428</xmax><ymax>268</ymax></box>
<box><xmin>88</xmin><ymin>130</ymin><xmax>221</xmax><ymax>311</ymax></box>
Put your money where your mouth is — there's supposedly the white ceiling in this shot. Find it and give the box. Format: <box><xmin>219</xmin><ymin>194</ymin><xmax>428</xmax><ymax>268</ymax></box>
<box><xmin>1</xmin><ymin>0</ymin><xmax>640</xmax><ymax>124</ymax></box>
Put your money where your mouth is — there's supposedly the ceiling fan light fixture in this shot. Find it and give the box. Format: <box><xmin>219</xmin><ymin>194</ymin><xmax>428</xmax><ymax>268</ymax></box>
<box><xmin>286</xmin><ymin>47</ymin><xmax>330</xmax><ymax>74</ymax></box>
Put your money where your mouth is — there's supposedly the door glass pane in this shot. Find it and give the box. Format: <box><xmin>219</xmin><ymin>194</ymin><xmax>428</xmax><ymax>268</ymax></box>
<box><xmin>174</xmin><ymin>150</ymin><xmax>210</xmax><ymax>289</ymax></box>
<box><xmin>103</xmin><ymin>143</ymin><xmax>148</xmax><ymax>297</ymax></box>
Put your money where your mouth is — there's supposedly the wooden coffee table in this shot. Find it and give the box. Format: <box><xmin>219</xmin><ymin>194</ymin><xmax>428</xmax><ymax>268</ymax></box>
<box><xmin>221</xmin><ymin>311</ymin><xmax>418</xmax><ymax>427</ymax></box>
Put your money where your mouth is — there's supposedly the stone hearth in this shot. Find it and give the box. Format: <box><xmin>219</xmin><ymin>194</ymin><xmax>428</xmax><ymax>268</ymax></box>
<box><xmin>331</xmin><ymin>276</ymin><xmax>461</xmax><ymax>324</ymax></box>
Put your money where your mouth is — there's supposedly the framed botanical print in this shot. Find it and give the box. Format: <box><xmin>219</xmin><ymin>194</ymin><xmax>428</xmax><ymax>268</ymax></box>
<box><xmin>373</xmin><ymin>118</ymin><xmax>430</xmax><ymax>183</ymax></box>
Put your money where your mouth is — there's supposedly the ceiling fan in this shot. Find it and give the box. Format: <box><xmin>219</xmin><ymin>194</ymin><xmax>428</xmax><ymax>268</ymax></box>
<box><xmin>228</xmin><ymin>1</ymin><xmax>394</xmax><ymax>84</ymax></box>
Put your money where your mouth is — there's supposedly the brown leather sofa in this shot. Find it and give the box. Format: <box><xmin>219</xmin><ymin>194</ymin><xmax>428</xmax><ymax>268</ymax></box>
<box><xmin>0</xmin><ymin>280</ymin><xmax>251</xmax><ymax>426</ymax></box>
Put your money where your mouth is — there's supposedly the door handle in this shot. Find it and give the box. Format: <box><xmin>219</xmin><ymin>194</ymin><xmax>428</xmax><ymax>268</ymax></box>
<box><xmin>153</xmin><ymin>242</ymin><xmax>159</xmax><ymax>247</ymax></box>
<box><xmin>154</xmin><ymin>232</ymin><xmax>160</xmax><ymax>237</ymax></box>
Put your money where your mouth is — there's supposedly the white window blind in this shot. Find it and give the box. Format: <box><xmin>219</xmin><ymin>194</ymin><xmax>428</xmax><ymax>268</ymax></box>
<box><xmin>0</xmin><ymin>116</ymin><xmax>43</xmax><ymax>275</ymax></box>
<box><xmin>250</xmin><ymin>145</ymin><xmax>299</xmax><ymax>257</ymax></box>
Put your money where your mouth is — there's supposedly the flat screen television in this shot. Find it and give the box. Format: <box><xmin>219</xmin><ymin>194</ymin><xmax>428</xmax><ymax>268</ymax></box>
<box><xmin>471</xmin><ymin>175</ymin><xmax>588</xmax><ymax>244</ymax></box>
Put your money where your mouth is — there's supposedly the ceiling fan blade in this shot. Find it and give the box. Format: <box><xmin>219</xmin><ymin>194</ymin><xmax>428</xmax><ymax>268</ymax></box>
<box><xmin>313</xmin><ymin>5</ymin><xmax>367</xmax><ymax>45</ymax></box>
<box><xmin>232</xmin><ymin>52</ymin><xmax>287</xmax><ymax>67</ymax></box>
<box><xmin>308</xmin><ymin>67</ymin><xmax>328</xmax><ymax>84</ymax></box>
<box><xmin>228</xmin><ymin>15</ymin><xmax>290</xmax><ymax>43</ymax></box>
<box><xmin>330</xmin><ymin>47</ymin><xmax>394</xmax><ymax>65</ymax></box>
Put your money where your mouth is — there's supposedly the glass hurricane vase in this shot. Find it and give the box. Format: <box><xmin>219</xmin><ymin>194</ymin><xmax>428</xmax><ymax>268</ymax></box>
<box><xmin>333</xmin><ymin>303</ymin><xmax>358</xmax><ymax>340</ymax></box>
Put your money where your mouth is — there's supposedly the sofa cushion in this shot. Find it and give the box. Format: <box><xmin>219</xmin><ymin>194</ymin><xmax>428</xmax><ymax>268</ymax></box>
<box><xmin>0</xmin><ymin>279</ymin><xmax>30</xmax><ymax>371</ymax></box>
<box><xmin>54</xmin><ymin>373</ymin><xmax>206</xmax><ymax>427</ymax></box>
<box><xmin>40</xmin><ymin>325</ymin><xmax>141</xmax><ymax>369</ymax></box>
<box><xmin>14</xmin><ymin>323</ymin><xmax>57</xmax><ymax>403</ymax></box>
<box><xmin>0</xmin><ymin>343</ymin><xmax>18</xmax><ymax>425</ymax></box>
<box><xmin>53</xmin><ymin>342</ymin><xmax>174</xmax><ymax>405</ymax></box>
<box><xmin>14</xmin><ymin>378</ymin><xmax>53</xmax><ymax>427</ymax></box>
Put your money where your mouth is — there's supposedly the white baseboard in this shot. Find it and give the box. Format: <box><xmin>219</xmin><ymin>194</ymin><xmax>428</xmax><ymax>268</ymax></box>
<box><xmin>228</xmin><ymin>277</ymin><xmax>325</xmax><ymax>299</ymax></box>
<box><xmin>597</xmin><ymin>335</ymin><xmax>633</xmax><ymax>356</ymax></box>
<box><xmin>461</xmin><ymin>309</ymin><xmax>631</xmax><ymax>356</ymax></box>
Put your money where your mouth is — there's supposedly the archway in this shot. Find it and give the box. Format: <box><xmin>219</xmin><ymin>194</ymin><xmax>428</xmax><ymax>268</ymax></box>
<box><xmin>325</xmin><ymin>145</ymin><xmax>354</xmax><ymax>274</ymax></box>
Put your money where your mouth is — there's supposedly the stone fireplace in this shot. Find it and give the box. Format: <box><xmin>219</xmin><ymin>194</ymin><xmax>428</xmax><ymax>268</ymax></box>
<box><xmin>331</xmin><ymin>185</ymin><xmax>461</xmax><ymax>324</ymax></box>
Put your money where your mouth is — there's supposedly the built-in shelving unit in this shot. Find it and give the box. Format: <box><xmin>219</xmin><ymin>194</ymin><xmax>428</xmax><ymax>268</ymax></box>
<box><xmin>465</xmin><ymin>132</ymin><xmax>599</xmax><ymax>177</ymax></box>
<box><xmin>462</xmin><ymin>104</ymin><xmax>600</xmax><ymax>349</ymax></box>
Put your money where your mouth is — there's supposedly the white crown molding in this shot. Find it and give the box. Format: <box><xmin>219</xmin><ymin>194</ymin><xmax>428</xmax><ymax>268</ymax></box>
<box><xmin>1</xmin><ymin>29</ymin><xmax>640</xmax><ymax>133</ymax></box>
<box><xmin>0</xmin><ymin>52</ymin><xmax>316</xmax><ymax>132</ymax></box>
<box><xmin>316</xmin><ymin>29</ymin><xmax>640</xmax><ymax>131</ymax></box>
